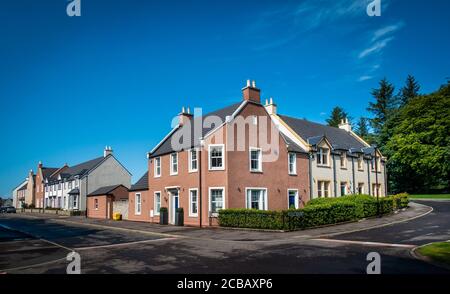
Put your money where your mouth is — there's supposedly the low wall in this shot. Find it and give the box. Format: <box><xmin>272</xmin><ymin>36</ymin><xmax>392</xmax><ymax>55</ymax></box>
<box><xmin>20</xmin><ymin>208</ymin><xmax>85</xmax><ymax>216</ymax></box>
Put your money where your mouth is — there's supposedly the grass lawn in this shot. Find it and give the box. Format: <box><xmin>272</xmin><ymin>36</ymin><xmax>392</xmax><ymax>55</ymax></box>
<box><xmin>409</xmin><ymin>194</ymin><xmax>450</xmax><ymax>199</ymax></box>
<box><xmin>417</xmin><ymin>242</ymin><xmax>450</xmax><ymax>266</ymax></box>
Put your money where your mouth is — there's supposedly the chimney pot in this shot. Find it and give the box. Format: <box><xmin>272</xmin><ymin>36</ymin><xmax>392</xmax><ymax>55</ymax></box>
<box><xmin>270</xmin><ymin>97</ymin><xmax>273</xmax><ymax>104</ymax></box>
<box><xmin>265</xmin><ymin>99</ymin><xmax>268</xmax><ymax>105</ymax></box>
<box><xmin>242</xmin><ymin>79</ymin><xmax>261</xmax><ymax>103</ymax></box>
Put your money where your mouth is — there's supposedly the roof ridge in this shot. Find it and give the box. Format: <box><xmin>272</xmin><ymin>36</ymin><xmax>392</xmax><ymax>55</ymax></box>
<box><xmin>279</xmin><ymin>114</ymin><xmax>346</xmax><ymax>132</ymax></box>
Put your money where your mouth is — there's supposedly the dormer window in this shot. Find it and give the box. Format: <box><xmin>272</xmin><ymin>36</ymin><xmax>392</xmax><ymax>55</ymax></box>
<box><xmin>317</xmin><ymin>147</ymin><xmax>329</xmax><ymax>166</ymax></box>
<box><xmin>358</xmin><ymin>155</ymin><xmax>364</xmax><ymax>170</ymax></box>
<box><xmin>340</xmin><ymin>152</ymin><xmax>347</xmax><ymax>169</ymax></box>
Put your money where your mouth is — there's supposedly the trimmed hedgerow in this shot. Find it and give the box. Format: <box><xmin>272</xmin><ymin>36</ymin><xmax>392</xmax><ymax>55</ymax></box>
<box><xmin>218</xmin><ymin>193</ymin><xmax>409</xmax><ymax>231</ymax></box>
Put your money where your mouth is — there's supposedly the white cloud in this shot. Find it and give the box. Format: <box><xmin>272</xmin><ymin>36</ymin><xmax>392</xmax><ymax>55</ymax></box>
<box><xmin>372</xmin><ymin>22</ymin><xmax>404</xmax><ymax>42</ymax></box>
<box><xmin>358</xmin><ymin>37</ymin><xmax>394</xmax><ymax>58</ymax></box>
<box><xmin>358</xmin><ymin>75</ymin><xmax>373</xmax><ymax>82</ymax></box>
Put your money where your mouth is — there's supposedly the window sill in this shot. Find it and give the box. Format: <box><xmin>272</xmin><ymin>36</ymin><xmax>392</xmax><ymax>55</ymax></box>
<box><xmin>289</xmin><ymin>173</ymin><xmax>297</xmax><ymax>176</ymax></box>
<box><xmin>188</xmin><ymin>170</ymin><xmax>198</xmax><ymax>173</ymax></box>
<box><xmin>250</xmin><ymin>170</ymin><xmax>263</xmax><ymax>174</ymax></box>
<box><xmin>189</xmin><ymin>214</ymin><xmax>199</xmax><ymax>218</ymax></box>
<box><xmin>317</xmin><ymin>165</ymin><xmax>331</xmax><ymax>169</ymax></box>
<box><xmin>209</xmin><ymin>167</ymin><xmax>225</xmax><ymax>171</ymax></box>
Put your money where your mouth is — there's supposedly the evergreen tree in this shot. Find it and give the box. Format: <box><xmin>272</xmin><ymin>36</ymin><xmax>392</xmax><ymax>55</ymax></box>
<box><xmin>367</xmin><ymin>78</ymin><xmax>395</xmax><ymax>136</ymax></box>
<box><xmin>355</xmin><ymin>117</ymin><xmax>369</xmax><ymax>137</ymax></box>
<box><xmin>399</xmin><ymin>75</ymin><xmax>420</xmax><ymax>106</ymax></box>
<box><xmin>326</xmin><ymin>106</ymin><xmax>349</xmax><ymax>127</ymax></box>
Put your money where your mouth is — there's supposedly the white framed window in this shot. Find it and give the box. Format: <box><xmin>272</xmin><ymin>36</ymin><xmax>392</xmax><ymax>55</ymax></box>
<box><xmin>249</xmin><ymin>147</ymin><xmax>262</xmax><ymax>172</ymax></box>
<box><xmin>317</xmin><ymin>147</ymin><xmax>329</xmax><ymax>166</ymax></box>
<box><xmin>94</xmin><ymin>198</ymin><xmax>99</xmax><ymax>210</ymax></box>
<box><xmin>340</xmin><ymin>182</ymin><xmax>348</xmax><ymax>196</ymax></box>
<box><xmin>340</xmin><ymin>152</ymin><xmax>347</xmax><ymax>169</ymax></box>
<box><xmin>358</xmin><ymin>155</ymin><xmax>364</xmax><ymax>171</ymax></box>
<box><xmin>372</xmin><ymin>184</ymin><xmax>381</xmax><ymax>196</ymax></box>
<box><xmin>246</xmin><ymin>188</ymin><xmax>268</xmax><ymax>210</ymax></box>
<box><xmin>189</xmin><ymin>149</ymin><xmax>198</xmax><ymax>172</ymax></box>
<box><xmin>68</xmin><ymin>181</ymin><xmax>72</xmax><ymax>189</ymax></box>
<box><xmin>74</xmin><ymin>180</ymin><xmax>78</xmax><ymax>187</ymax></box>
<box><xmin>358</xmin><ymin>183</ymin><xmax>364</xmax><ymax>194</ymax></box>
<box><xmin>170</xmin><ymin>153</ymin><xmax>178</xmax><ymax>175</ymax></box>
<box><xmin>209</xmin><ymin>187</ymin><xmax>225</xmax><ymax>215</ymax></box>
<box><xmin>154</xmin><ymin>157</ymin><xmax>161</xmax><ymax>177</ymax></box>
<box><xmin>288</xmin><ymin>153</ymin><xmax>297</xmax><ymax>175</ymax></box>
<box><xmin>45</xmin><ymin>186</ymin><xmax>48</xmax><ymax>192</ymax></box>
<box><xmin>58</xmin><ymin>183</ymin><xmax>61</xmax><ymax>190</ymax></box>
<box><xmin>154</xmin><ymin>191</ymin><xmax>161</xmax><ymax>215</ymax></box>
<box><xmin>317</xmin><ymin>181</ymin><xmax>330</xmax><ymax>198</ymax></box>
<box><xmin>209</xmin><ymin>144</ymin><xmax>225</xmax><ymax>170</ymax></box>
<box><xmin>72</xmin><ymin>195</ymin><xmax>78</xmax><ymax>209</ymax></box>
<box><xmin>288</xmin><ymin>189</ymin><xmax>299</xmax><ymax>209</ymax></box>
<box><xmin>189</xmin><ymin>188</ymin><xmax>198</xmax><ymax>217</ymax></box>
<box><xmin>135</xmin><ymin>193</ymin><xmax>142</xmax><ymax>215</ymax></box>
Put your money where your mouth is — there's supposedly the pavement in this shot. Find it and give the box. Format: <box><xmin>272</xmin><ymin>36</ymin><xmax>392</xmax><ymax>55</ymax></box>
<box><xmin>0</xmin><ymin>200</ymin><xmax>449</xmax><ymax>274</ymax></box>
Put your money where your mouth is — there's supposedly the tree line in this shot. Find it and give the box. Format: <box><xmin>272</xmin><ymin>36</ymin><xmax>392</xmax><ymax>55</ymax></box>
<box><xmin>326</xmin><ymin>75</ymin><xmax>449</xmax><ymax>194</ymax></box>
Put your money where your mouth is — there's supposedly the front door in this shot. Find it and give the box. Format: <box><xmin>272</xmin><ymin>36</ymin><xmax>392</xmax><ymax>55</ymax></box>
<box><xmin>171</xmin><ymin>190</ymin><xmax>179</xmax><ymax>224</ymax></box>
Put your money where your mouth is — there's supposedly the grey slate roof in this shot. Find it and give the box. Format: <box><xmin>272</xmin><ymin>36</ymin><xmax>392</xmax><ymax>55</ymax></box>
<box><xmin>61</xmin><ymin>156</ymin><xmax>106</xmax><ymax>180</ymax></box>
<box><xmin>42</xmin><ymin>167</ymin><xmax>59</xmax><ymax>180</ymax></box>
<box><xmin>68</xmin><ymin>188</ymin><xmax>79</xmax><ymax>195</ymax></box>
<box><xmin>88</xmin><ymin>184</ymin><xmax>127</xmax><ymax>197</ymax></box>
<box><xmin>150</xmin><ymin>102</ymin><xmax>242</xmax><ymax>157</ymax></box>
<box><xmin>130</xmin><ymin>172</ymin><xmax>148</xmax><ymax>191</ymax></box>
<box><xmin>280</xmin><ymin>133</ymin><xmax>307</xmax><ymax>153</ymax></box>
<box><xmin>279</xmin><ymin>115</ymin><xmax>367</xmax><ymax>151</ymax></box>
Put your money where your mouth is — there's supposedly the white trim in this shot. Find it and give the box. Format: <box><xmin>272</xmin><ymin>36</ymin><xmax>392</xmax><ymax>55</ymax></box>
<box><xmin>245</xmin><ymin>187</ymin><xmax>268</xmax><ymax>210</ymax></box>
<box><xmin>154</xmin><ymin>157</ymin><xmax>161</xmax><ymax>178</ymax></box>
<box><xmin>317</xmin><ymin>147</ymin><xmax>331</xmax><ymax>167</ymax></box>
<box><xmin>154</xmin><ymin>191</ymin><xmax>161</xmax><ymax>216</ymax></box>
<box><xmin>288</xmin><ymin>152</ymin><xmax>297</xmax><ymax>175</ymax></box>
<box><xmin>188</xmin><ymin>188</ymin><xmax>199</xmax><ymax>217</ymax></box>
<box><xmin>208</xmin><ymin>144</ymin><xmax>225</xmax><ymax>171</ymax></box>
<box><xmin>208</xmin><ymin>187</ymin><xmax>225</xmax><ymax>216</ymax></box>
<box><xmin>135</xmin><ymin>193</ymin><xmax>142</xmax><ymax>215</ymax></box>
<box><xmin>170</xmin><ymin>152</ymin><xmax>178</xmax><ymax>175</ymax></box>
<box><xmin>249</xmin><ymin>147</ymin><xmax>262</xmax><ymax>172</ymax></box>
<box><xmin>150</xmin><ymin>125</ymin><xmax>181</xmax><ymax>154</ymax></box>
<box><xmin>287</xmin><ymin>189</ymin><xmax>299</xmax><ymax>209</ymax></box>
<box><xmin>188</xmin><ymin>148</ymin><xmax>199</xmax><ymax>173</ymax></box>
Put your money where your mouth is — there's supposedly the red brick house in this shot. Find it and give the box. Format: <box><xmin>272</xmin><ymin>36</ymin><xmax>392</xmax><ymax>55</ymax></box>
<box><xmin>128</xmin><ymin>80</ymin><xmax>310</xmax><ymax>226</ymax></box>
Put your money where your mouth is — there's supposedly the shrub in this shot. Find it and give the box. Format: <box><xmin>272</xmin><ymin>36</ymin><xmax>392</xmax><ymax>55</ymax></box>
<box><xmin>219</xmin><ymin>209</ymin><xmax>284</xmax><ymax>230</ymax></box>
<box><xmin>307</xmin><ymin>195</ymin><xmax>378</xmax><ymax>218</ymax></box>
<box><xmin>393</xmin><ymin>193</ymin><xmax>409</xmax><ymax>209</ymax></box>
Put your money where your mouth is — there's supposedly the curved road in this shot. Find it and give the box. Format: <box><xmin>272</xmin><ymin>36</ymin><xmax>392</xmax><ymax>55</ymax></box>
<box><xmin>1</xmin><ymin>200</ymin><xmax>449</xmax><ymax>274</ymax></box>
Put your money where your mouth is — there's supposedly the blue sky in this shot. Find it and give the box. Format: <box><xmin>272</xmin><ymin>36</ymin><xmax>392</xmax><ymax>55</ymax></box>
<box><xmin>1</xmin><ymin>0</ymin><xmax>449</xmax><ymax>197</ymax></box>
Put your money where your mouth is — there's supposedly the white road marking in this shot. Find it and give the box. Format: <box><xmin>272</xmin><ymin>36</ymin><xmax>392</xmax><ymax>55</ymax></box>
<box><xmin>311</xmin><ymin>238</ymin><xmax>416</xmax><ymax>248</ymax></box>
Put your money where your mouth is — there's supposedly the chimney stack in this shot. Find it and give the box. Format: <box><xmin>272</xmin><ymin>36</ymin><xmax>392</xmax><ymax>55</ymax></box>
<box><xmin>264</xmin><ymin>97</ymin><xmax>277</xmax><ymax>115</ymax></box>
<box><xmin>242</xmin><ymin>79</ymin><xmax>261</xmax><ymax>103</ymax></box>
<box><xmin>338</xmin><ymin>118</ymin><xmax>352</xmax><ymax>132</ymax></box>
<box><xmin>179</xmin><ymin>106</ymin><xmax>193</xmax><ymax>126</ymax></box>
<box><xmin>104</xmin><ymin>146</ymin><xmax>113</xmax><ymax>157</ymax></box>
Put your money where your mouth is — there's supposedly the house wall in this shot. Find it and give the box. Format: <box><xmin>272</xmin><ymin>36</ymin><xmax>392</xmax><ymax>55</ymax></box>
<box><xmin>310</xmin><ymin>140</ymin><xmax>334</xmax><ymax>198</ymax></box>
<box><xmin>80</xmin><ymin>156</ymin><xmax>131</xmax><ymax>212</ymax></box>
<box><xmin>140</xmin><ymin>102</ymin><xmax>311</xmax><ymax>227</ymax></box>
<box><xmin>87</xmin><ymin>195</ymin><xmax>111</xmax><ymax>219</ymax></box>
<box><xmin>128</xmin><ymin>190</ymin><xmax>151</xmax><ymax>222</ymax></box>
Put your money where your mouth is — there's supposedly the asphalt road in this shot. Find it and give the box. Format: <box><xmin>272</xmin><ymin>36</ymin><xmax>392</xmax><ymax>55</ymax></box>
<box><xmin>0</xmin><ymin>200</ymin><xmax>449</xmax><ymax>274</ymax></box>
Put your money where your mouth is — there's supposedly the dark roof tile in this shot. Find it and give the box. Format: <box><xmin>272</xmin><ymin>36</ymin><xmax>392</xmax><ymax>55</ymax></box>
<box><xmin>130</xmin><ymin>172</ymin><xmax>148</xmax><ymax>191</ymax></box>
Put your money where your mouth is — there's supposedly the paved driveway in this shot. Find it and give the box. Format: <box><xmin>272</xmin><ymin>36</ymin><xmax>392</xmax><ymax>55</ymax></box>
<box><xmin>1</xmin><ymin>200</ymin><xmax>449</xmax><ymax>274</ymax></box>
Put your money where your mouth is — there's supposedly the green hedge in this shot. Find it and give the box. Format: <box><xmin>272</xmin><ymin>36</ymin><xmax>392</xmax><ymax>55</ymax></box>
<box><xmin>218</xmin><ymin>193</ymin><xmax>409</xmax><ymax>231</ymax></box>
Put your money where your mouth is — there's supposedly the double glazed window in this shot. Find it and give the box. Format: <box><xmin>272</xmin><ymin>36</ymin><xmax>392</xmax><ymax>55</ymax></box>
<box><xmin>209</xmin><ymin>188</ymin><xmax>224</xmax><ymax>214</ymax></box>
<box><xmin>288</xmin><ymin>153</ymin><xmax>296</xmax><ymax>175</ymax></box>
<box><xmin>246</xmin><ymin>189</ymin><xmax>267</xmax><ymax>210</ymax></box>
<box><xmin>209</xmin><ymin>145</ymin><xmax>224</xmax><ymax>170</ymax></box>
<box><xmin>358</xmin><ymin>183</ymin><xmax>364</xmax><ymax>194</ymax></box>
<box><xmin>317</xmin><ymin>148</ymin><xmax>329</xmax><ymax>166</ymax></box>
<box><xmin>135</xmin><ymin>193</ymin><xmax>142</xmax><ymax>215</ymax></box>
<box><xmin>249</xmin><ymin>147</ymin><xmax>262</xmax><ymax>172</ymax></box>
<box><xmin>170</xmin><ymin>153</ymin><xmax>178</xmax><ymax>175</ymax></box>
<box><xmin>154</xmin><ymin>157</ymin><xmax>161</xmax><ymax>177</ymax></box>
<box><xmin>189</xmin><ymin>189</ymin><xmax>198</xmax><ymax>216</ymax></box>
<box><xmin>317</xmin><ymin>181</ymin><xmax>330</xmax><ymax>198</ymax></box>
<box><xmin>154</xmin><ymin>192</ymin><xmax>161</xmax><ymax>215</ymax></box>
<box><xmin>189</xmin><ymin>149</ymin><xmax>198</xmax><ymax>172</ymax></box>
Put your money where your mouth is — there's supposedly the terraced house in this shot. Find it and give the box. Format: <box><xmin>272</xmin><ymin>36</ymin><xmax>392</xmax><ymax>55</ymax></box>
<box><xmin>128</xmin><ymin>80</ymin><xmax>310</xmax><ymax>226</ymax></box>
<box><xmin>267</xmin><ymin>101</ymin><xmax>387</xmax><ymax>199</ymax></box>
<box><xmin>44</xmin><ymin>147</ymin><xmax>131</xmax><ymax>212</ymax></box>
